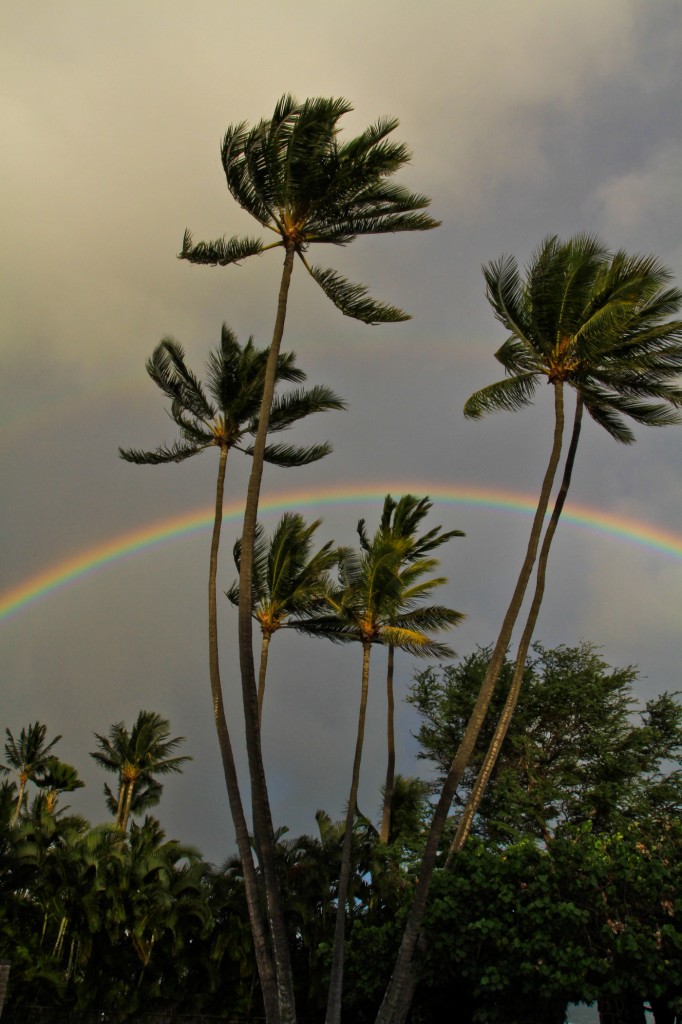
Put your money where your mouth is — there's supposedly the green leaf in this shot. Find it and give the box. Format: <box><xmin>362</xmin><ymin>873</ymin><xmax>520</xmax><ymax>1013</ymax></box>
<box><xmin>179</xmin><ymin>230</ymin><xmax>265</xmax><ymax>266</ymax></box>
<box><xmin>308</xmin><ymin>264</ymin><xmax>410</xmax><ymax>324</ymax></box>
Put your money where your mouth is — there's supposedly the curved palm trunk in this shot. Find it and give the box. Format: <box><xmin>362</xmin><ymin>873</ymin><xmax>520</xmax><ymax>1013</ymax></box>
<box><xmin>448</xmin><ymin>396</ymin><xmax>583</xmax><ymax>858</ymax></box>
<box><xmin>375</xmin><ymin>381</ymin><xmax>565</xmax><ymax>1024</ymax></box>
<box><xmin>326</xmin><ymin>639</ymin><xmax>372</xmax><ymax>1024</ymax></box>
<box><xmin>238</xmin><ymin>244</ymin><xmax>298</xmax><ymax>1024</ymax></box>
<box><xmin>257</xmin><ymin>631</ymin><xmax>272</xmax><ymax>727</ymax></box>
<box><xmin>208</xmin><ymin>445</ymin><xmax>281</xmax><ymax>1024</ymax></box>
<box><xmin>379</xmin><ymin>644</ymin><xmax>396</xmax><ymax>844</ymax></box>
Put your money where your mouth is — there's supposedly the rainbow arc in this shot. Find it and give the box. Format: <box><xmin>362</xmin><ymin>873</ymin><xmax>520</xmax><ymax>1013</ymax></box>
<box><xmin>2</xmin><ymin>483</ymin><xmax>680</xmax><ymax>623</ymax></box>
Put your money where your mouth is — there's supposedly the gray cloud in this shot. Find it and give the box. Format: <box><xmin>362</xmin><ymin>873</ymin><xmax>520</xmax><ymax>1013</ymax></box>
<box><xmin>2</xmin><ymin>0</ymin><xmax>682</xmax><ymax>863</ymax></box>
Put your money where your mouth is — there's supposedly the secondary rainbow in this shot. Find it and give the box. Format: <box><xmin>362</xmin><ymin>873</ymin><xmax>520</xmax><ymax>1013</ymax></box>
<box><xmin>2</xmin><ymin>482</ymin><xmax>681</xmax><ymax>623</ymax></box>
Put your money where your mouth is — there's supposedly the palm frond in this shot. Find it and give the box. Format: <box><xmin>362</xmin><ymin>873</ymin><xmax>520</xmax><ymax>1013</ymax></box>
<box><xmin>179</xmin><ymin>230</ymin><xmax>265</xmax><ymax>266</ymax></box>
<box><xmin>495</xmin><ymin>336</ymin><xmax>540</xmax><ymax>375</ymax></box>
<box><xmin>582</xmin><ymin>399</ymin><xmax>636</xmax><ymax>444</ymax></box>
<box><xmin>267</xmin><ymin>384</ymin><xmax>346</xmax><ymax>432</ymax></box>
<box><xmin>291</xmin><ymin>617</ymin><xmax>360</xmax><ymax>643</ymax></box>
<box><xmin>119</xmin><ymin>441</ymin><xmax>207</xmax><ymax>465</ymax></box>
<box><xmin>251</xmin><ymin>441</ymin><xmax>333</xmax><ymax>467</ymax></box>
<box><xmin>483</xmin><ymin>253</ymin><xmax>534</xmax><ymax>347</ymax></box>
<box><xmin>380</xmin><ymin>626</ymin><xmax>455</xmax><ymax>659</ymax></box>
<box><xmin>464</xmin><ymin>373</ymin><xmax>539</xmax><ymax>419</ymax></box>
<box><xmin>308</xmin><ymin>264</ymin><xmax>410</xmax><ymax>323</ymax></box>
<box><xmin>393</xmin><ymin>605</ymin><xmax>465</xmax><ymax>633</ymax></box>
<box><xmin>146</xmin><ymin>339</ymin><xmax>215</xmax><ymax>422</ymax></box>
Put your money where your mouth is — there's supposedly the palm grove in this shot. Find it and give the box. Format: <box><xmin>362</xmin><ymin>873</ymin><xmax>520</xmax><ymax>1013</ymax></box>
<box><xmin>3</xmin><ymin>95</ymin><xmax>682</xmax><ymax>1023</ymax></box>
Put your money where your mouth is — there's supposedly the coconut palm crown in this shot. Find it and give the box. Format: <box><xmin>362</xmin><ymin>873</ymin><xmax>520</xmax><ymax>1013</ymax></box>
<box><xmin>464</xmin><ymin>234</ymin><xmax>682</xmax><ymax>439</ymax></box>
<box><xmin>119</xmin><ymin>325</ymin><xmax>345</xmax><ymax>470</ymax></box>
<box><xmin>227</xmin><ymin>513</ymin><xmax>340</xmax><ymax>724</ymax></box>
<box><xmin>227</xmin><ymin>513</ymin><xmax>338</xmax><ymax>634</ymax></box>
<box><xmin>3</xmin><ymin>722</ymin><xmax>62</xmax><ymax>826</ymax></box>
<box><xmin>90</xmin><ymin>711</ymin><xmax>190</xmax><ymax>833</ymax></box>
<box><xmin>181</xmin><ymin>94</ymin><xmax>440</xmax><ymax>324</ymax></box>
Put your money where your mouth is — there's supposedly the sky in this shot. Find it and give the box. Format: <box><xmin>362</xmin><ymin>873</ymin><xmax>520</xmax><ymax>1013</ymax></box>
<box><xmin>2</xmin><ymin>0</ymin><xmax>682</xmax><ymax>865</ymax></box>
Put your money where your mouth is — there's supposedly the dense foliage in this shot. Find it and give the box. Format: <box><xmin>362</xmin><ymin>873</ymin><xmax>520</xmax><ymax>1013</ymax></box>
<box><xmin>2</xmin><ymin>644</ymin><xmax>680</xmax><ymax>1021</ymax></box>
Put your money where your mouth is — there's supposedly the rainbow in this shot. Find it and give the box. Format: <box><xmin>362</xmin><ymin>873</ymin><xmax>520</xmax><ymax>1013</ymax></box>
<box><xmin>2</xmin><ymin>482</ymin><xmax>681</xmax><ymax>623</ymax></box>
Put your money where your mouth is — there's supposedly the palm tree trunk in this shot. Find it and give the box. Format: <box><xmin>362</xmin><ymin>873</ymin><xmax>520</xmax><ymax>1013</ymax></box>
<box><xmin>121</xmin><ymin>777</ymin><xmax>137</xmax><ymax>832</ymax></box>
<box><xmin>208</xmin><ymin>445</ymin><xmax>281</xmax><ymax>1024</ymax></box>
<box><xmin>326</xmin><ymin>639</ymin><xmax>373</xmax><ymax>1024</ymax></box>
<box><xmin>379</xmin><ymin>644</ymin><xmax>396</xmax><ymax>844</ymax></box>
<box><xmin>237</xmin><ymin>243</ymin><xmax>298</xmax><ymax>1024</ymax></box>
<box><xmin>257</xmin><ymin>632</ymin><xmax>272</xmax><ymax>727</ymax></box>
<box><xmin>375</xmin><ymin>381</ymin><xmax>566</xmax><ymax>1024</ymax></box>
<box><xmin>11</xmin><ymin>776</ymin><xmax>27</xmax><ymax>826</ymax></box>
<box><xmin>115</xmin><ymin>780</ymin><xmax>127</xmax><ymax>829</ymax></box>
<box><xmin>447</xmin><ymin>395</ymin><xmax>583</xmax><ymax>858</ymax></box>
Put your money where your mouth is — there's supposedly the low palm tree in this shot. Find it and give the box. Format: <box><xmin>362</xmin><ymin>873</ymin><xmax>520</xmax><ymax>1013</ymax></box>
<box><xmin>299</xmin><ymin>523</ymin><xmax>461</xmax><ymax>1023</ymax></box>
<box><xmin>376</xmin><ymin>235</ymin><xmax>682</xmax><ymax>1024</ymax></box>
<box><xmin>121</xmin><ymin>328</ymin><xmax>343</xmax><ymax>1024</ymax></box>
<box><xmin>360</xmin><ymin>495</ymin><xmax>464</xmax><ymax>844</ymax></box>
<box><xmin>227</xmin><ymin>513</ymin><xmax>339</xmax><ymax>725</ymax></box>
<box><xmin>34</xmin><ymin>758</ymin><xmax>85</xmax><ymax>815</ymax></box>
<box><xmin>90</xmin><ymin>711</ymin><xmax>190</xmax><ymax>833</ymax></box>
<box><xmin>3</xmin><ymin>722</ymin><xmax>62</xmax><ymax>826</ymax></box>
<box><xmin>181</xmin><ymin>95</ymin><xmax>438</xmax><ymax>1024</ymax></box>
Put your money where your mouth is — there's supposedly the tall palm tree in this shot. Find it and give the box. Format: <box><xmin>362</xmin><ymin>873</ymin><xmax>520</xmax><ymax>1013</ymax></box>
<box><xmin>450</xmin><ymin>245</ymin><xmax>682</xmax><ymax>854</ymax></box>
<box><xmin>376</xmin><ymin>235</ymin><xmax>682</xmax><ymax>1024</ymax></box>
<box><xmin>3</xmin><ymin>723</ymin><xmax>62</xmax><ymax>826</ymax></box>
<box><xmin>181</xmin><ymin>94</ymin><xmax>439</xmax><ymax>1024</ymax></box>
<box><xmin>360</xmin><ymin>495</ymin><xmax>464</xmax><ymax>844</ymax></box>
<box><xmin>299</xmin><ymin>524</ymin><xmax>461</xmax><ymax>1024</ymax></box>
<box><xmin>121</xmin><ymin>328</ymin><xmax>343</xmax><ymax>1024</ymax></box>
<box><xmin>90</xmin><ymin>711</ymin><xmax>190</xmax><ymax>833</ymax></box>
<box><xmin>227</xmin><ymin>513</ymin><xmax>338</xmax><ymax>725</ymax></box>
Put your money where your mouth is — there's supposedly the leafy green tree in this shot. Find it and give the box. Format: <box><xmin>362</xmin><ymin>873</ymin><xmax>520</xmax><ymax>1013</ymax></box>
<box><xmin>121</xmin><ymin>328</ymin><xmax>342</xmax><ymax>1024</ymax></box>
<box><xmin>409</xmin><ymin>643</ymin><xmax>682</xmax><ymax>846</ymax></box>
<box><xmin>227</xmin><ymin>512</ymin><xmax>339</xmax><ymax>725</ymax></box>
<box><xmin>2</xmin><ymin>722</ymin><xmax>62</xmax><ymax>826</ymax></box>
<box><xmin>90</xmin><ymin>711</ymin><xmax>190</xmax><ymax>832</ymax></box>
<box><xmin>181</xmin><ymin>94</ymin><xmax>439</xmax><ymax>1024</ymax></box>
<box><xmin>377</xmin><ymin>236</ymin><xmax>682</xmax><ymax>1024</ymax></box>
<box><xmin>300</xmin><ymin>519</ymin><xmax>460</xmax><ymax>1020</ymax></box>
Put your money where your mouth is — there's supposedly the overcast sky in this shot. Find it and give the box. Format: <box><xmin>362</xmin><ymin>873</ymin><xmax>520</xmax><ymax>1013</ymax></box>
<box><xmin>2</xmin><ymin>0</ymin><xmax>682</xmax><ymax>864</ymax></box>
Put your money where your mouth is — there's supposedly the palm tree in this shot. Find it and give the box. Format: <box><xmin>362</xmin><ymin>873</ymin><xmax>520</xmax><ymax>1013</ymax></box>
<box><xmin>227</xmin><ymin>513</ymin><xmax>339</xmax><ymax>725</ymax></box>
<box><xmin>181</xmin><ymin>94</ymin><xmax>439</xmax><ymax>1024</ymax></box>
<box><xmin>34</xmin><ymin>758</ymin><xmax>85</xmax><ymax>815</ymax></box>
<box><xmin>121</xmin><ymin>328</ymin><xmax>343</xmax><ymax>1024</ymax></box>
<box><xmin>450</xmin><ymin>245</ymin><xmax>682</xmax><ymax>855</ymax></box>
<box><xmin>299</xmin><ymin>522</ymin><xmax>461</xmax><ymax>1024</ymax></box>
<box><xmin>90</xmin><ymin>711</ymin><xmax>190</xmax><ymax>833</ymax></box>
<box><xmin>376</xmin><ymin>235</ymin><xmax>682</xmax><ymax>1024</ymax></box>
<box><xmin>360</xmin><ymin>495</ymin><xmax>464</xmax><ymax>844</ymax></box>
<box><xmin>3</xmin><ymin>722</ymin><xmax>62</xmax><ymax>826</ymax></box>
